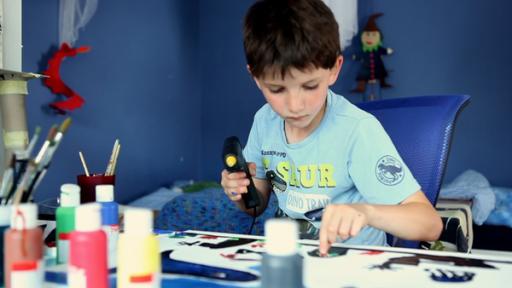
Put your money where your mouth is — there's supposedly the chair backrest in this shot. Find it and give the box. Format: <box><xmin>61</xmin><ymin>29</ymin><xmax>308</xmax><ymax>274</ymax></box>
<box><xmin>357</xmin><ymin>95</ymin><xmax>470</xmax><ymax>248</ymax></box>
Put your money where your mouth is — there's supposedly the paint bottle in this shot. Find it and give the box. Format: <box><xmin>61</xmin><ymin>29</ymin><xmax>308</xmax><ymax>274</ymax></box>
<box><xmin>96</xmin><ymin>184</ymin><xmax>119</xmax><ymax>269</ymax></box>
<box><xmin>261</xmin><ymin>219</ymin><xmax>303</xmax><ymax>288</ymax></box>
<box><xmin>117</xmin><ymin>208</ymin><xmax>161</xmax><ymax>288</ymax></box>
<box><xmin>68</xmin><ymin>203</ymin><xmax>108</xmax><ymax>288</ymax></box>
<box><xmin>56</xmin><ymin>183</ymin><xmax>80</xmax><ymax>264</ymax></box>
<box><xmin>3</xmin><ymin>203</ymin><xmax>44</xmax><ymax>288</ymax></box>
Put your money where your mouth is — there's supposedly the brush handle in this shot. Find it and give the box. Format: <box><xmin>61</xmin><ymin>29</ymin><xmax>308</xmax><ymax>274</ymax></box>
<box><xmin>222</xmin><ymin>136</ymin><xmax>260</xmax><ymax>209</ymax></box>
<box><xmin>3</xmin><ymin>159</ymin><xmax>28</xmax><ymax>204</ymax></box>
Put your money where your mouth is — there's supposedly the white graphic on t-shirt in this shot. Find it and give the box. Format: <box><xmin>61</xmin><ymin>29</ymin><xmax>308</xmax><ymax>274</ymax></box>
<box><xmin>286</xmin><ymin>189</ymin><xmax>330</xmax><ymax>213</ymax></box>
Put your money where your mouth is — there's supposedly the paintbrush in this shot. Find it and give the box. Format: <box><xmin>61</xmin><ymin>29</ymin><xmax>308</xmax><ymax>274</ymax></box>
<box><xmin>79</xmin><ymin>151</ymin><xmax>91</xmax><ymax>177</ymax></box>
<box><xmin>110</xmin><ymin>144</ymin><xmax>121</xmax><ymax>176</ymax></box>
<box><xmin>12</xmin><ymin>160</ymin><xmax>37</xmax><ymax>204</ymax></box>
<box><xmin>24</xmin><ymin>118</ymin><xmax>73</xmax><ymax>202</ymax></box>
<box><xmin>11</xmin><ymin>125</ymin><xmax>57</xmax><ymax>203</ymax></box>
<box><xmin>0</xmin><ymin>155</ymin><xmax>16</xmax><ymax>204</ymax></box>
<box><xmin>105</xmin><ymin>139</ymin><xmax>119</xmax><ymax>176</ymax></box>
<box><xmin>3</xmin><ymin>155</ymin><xmax>24</xmax><ymax>205</ymax></box>
<box><xmin>34</xmin><ymin>125</ymin><xmax>58</xmax><ymax>166</ymax></box>
<box><xmin>39</xmin><ymin>118</ymin><xmax>71</xmax><ymax>168</ymax></box>
<box><xmin>23</xmin><ymin>126</ymin><xmax>41</xmax><ymax>159</ymax></box>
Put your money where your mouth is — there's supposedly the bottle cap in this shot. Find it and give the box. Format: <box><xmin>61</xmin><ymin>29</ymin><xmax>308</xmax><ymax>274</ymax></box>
<box><xmin>0</xmin><ymin>206</ymin><xmax>11</xmax><ymax>226</ymax></box>
<box><xmin>124</xmin><ymin>208</ymin><xmax>153</xmax><ymax>235</ymax></box>
<box><xmin>264</xmin><ymin>219</ymin><xmax>298</xmax><ymax>256</ymax></box>
<box><xmin>75</xmin><ymin>203</ymin><xmax>101</xmax><ymax>232</ymax></box>
<box><xmin>11</xmin><ymin>203</ymin><xmax>38</xmax><ymax>230</ymax></box>
<box><xmin>60</xmin><ymin>184</ymin><xmax>81</xmax><ymax>207</ymax></box>
<box><xmin>96</xmin><ymin>184</ymin><xmax>114</xmax><ymax>202</ymax></box>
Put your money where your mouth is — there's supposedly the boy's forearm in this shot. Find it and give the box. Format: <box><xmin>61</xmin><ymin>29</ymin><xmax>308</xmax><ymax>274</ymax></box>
<box><xmin>364</xmin><ymin>202</ymin><xmax>442</xmax><ymax>241</ymax></box>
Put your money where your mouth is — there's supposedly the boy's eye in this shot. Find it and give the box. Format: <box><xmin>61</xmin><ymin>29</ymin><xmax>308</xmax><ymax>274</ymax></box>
<box><xmin>269</xmin><ymin>87</ymin><xmax>285</xmax><ymax>93</ymax></box>
<box><xmin>304</xmin><ymin>84</ymin><xmax>319</xmax><ymax>91</ymax></box>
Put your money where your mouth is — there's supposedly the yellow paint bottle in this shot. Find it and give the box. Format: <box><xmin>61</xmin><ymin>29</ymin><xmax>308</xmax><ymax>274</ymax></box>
<box><xmin>117</xmin><ymin>208</ymin><xmax>160</xmax><ymax>288</ymax></box>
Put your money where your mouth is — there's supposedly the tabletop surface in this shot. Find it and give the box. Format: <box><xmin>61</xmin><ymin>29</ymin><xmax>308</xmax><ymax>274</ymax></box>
<box><xmin>44</xmin><ymin>230</ymin><xmax>512</xmax><ymax>287</ymax></box>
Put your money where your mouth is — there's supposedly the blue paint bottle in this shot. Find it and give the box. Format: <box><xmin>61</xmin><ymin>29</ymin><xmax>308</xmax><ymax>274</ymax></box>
<box><xmin>95</xmin><ymin>184</ymin><xmax>119</xmax><ymax>269</ymax></box>
<box><xmin>261</xmin><ymin>219</ymin><xmax>303</xmax><ymax>288</ymax></box>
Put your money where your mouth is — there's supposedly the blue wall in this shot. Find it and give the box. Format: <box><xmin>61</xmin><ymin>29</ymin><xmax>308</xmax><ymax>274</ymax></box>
<box><xmin>199</xmin><ymin>0</ymin><xmax>512</xmax><ymax>189</ymax></box>
<box><xmin>23</xmin><ymin>0</ymin><xmax>200</xmax><ymax>203</ymax></box>
<box><xmin>357</xmin><ymin>0</ymin><xmax>512</xmax><ymax>187</ymax></box>
<box><xmin>21</xmin><ymin>0</ymin><xmax>512</xmax><ymax>203</ymax></box>
<box><xmin>198</xmin><ymin>0</ymin><xmax>259</xmax><ymax>182</ymax></box>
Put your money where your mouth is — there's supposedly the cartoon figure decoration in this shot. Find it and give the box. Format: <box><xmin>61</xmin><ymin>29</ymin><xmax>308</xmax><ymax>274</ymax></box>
<box><xmin>351</xmin><ymin>13</ymin><xmax>393</xmax><ymax>101</ymax></box>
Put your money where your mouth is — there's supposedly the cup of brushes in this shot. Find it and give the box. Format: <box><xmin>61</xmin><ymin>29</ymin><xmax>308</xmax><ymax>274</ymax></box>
<box><xmin>77</xmin><ymin>139</ymin><xmax>120</xmax><ymax>203</ymax></box>
<box><xmin>1</xmin><ymin>118</ymin><xmax>72</xmax><ymax>205</ymax></box>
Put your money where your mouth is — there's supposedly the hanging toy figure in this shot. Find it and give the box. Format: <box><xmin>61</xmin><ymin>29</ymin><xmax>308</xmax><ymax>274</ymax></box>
<box><xmin>351</xmin><ymin>13</ymin><xmax>393</xmax><ymax>101</ymax></box>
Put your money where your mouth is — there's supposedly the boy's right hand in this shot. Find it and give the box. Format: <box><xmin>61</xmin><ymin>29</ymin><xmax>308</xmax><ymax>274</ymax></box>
<box><xmin>221</xmin><ymin>162</ymin><xmax>257</xmax><ymax>202</ymax></box>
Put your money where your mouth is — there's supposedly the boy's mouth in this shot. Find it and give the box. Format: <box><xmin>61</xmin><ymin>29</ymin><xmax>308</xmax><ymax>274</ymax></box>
<box><xmin>287</xmin><ymin>115</ymin><xmax>307</xmax><ymax>121</ymax></box>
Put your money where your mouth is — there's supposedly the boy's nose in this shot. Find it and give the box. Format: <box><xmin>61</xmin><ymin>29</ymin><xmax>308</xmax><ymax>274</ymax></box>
<box><xmin>286</xmin><ymin>93</ymin><xmax>305</xmax><ymax>114</ymax></box>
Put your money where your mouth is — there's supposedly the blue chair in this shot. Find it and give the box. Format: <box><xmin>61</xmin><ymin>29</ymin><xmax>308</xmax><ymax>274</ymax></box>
<box><xmin>357</xmin><ymin>95</ymin><xmax>471</xmax><ymax>248</ymax></box>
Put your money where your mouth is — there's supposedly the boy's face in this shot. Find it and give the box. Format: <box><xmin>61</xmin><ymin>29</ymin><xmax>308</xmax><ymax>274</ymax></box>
<box><xmin>252</xmin><ymin>56</ymin><xmax>342</xmax><ymax>134</ymax></box>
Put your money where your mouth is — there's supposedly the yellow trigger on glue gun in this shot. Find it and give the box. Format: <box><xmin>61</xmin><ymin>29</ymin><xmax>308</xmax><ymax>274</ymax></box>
<box><xmin>225</xmin><ymin>155</ymin><xmax>237</xmax><ymax>168</ymax></box>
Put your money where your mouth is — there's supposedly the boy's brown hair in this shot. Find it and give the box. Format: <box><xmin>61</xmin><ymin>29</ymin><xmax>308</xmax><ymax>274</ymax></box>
<box><xmin>243</xmin><ymin>0</ymin><xmax>341</xmax><ymax>79</ymax></box>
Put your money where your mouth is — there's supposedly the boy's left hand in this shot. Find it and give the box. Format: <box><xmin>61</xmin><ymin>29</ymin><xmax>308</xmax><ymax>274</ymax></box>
<box><xmin>319</xmin><ymin>204</ymin><xmax>371</xmax><ymax>256</ymax></box>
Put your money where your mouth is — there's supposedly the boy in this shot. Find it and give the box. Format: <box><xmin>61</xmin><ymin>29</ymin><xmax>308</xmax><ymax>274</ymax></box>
<box><xmin>221</xmin><ymin>0</ymin><xmax>442</xmax><ymax>255</ymax></box>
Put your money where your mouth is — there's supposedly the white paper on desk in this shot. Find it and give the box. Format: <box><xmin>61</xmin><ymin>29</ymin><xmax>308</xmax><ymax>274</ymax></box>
<box><xmin>302</xmin><ymin>248</ymin><xmax>406</xmax><ymax>287</ymax></box>
<box><xmin>156</xmin><ymin>231</ymin><xmax>512</xmax><ymax>288</ymax></box>
<box><xmin>158</xmin><ymin>232</ymin><xmax>239</xmax><ymax>246</ymax></box>
<box><xmin>169</xmin><ymin>246</ymin><xmax>261</xmax><ymax>271</ymax></box>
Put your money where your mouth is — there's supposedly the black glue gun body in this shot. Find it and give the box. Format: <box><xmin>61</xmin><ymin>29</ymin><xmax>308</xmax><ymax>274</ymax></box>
<box><xmin>222</xmin><ymin>136</ymin><xmax>261</xmax><ymax>209</ymax></box>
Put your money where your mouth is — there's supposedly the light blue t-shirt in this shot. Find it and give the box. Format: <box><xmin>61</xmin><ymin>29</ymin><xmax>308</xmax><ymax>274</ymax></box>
<box><xmin>244</xmin><ymin>90</ymin><xmax>420</xmax><ymax>246</ymax></box>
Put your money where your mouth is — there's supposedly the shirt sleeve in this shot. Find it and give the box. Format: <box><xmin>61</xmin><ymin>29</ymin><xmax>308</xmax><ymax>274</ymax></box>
<box><xmin>347</xmin><ymin>117</ymin><xmax>420</xmax><ymax>204</ymax></box>
<box><xmin>243</xmin><ymin>113</ymin><xmax>266</xmax><ymax>179</ymax></box>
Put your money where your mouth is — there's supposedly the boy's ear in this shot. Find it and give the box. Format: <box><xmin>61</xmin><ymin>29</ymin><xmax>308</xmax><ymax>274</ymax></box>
<box><xmin>253</xmin><ymin>77</ymin><xmax>263</xmax><ymax>90</ymax></box>
<box><xmin>328</xmin><ymin>56</ymin><xmax>344</xmax><ymax>86</ymax></box>
<box><xmin>248</xmin><ymin>64</ymin><xmax>263</xmax><ymax>90</ymax></box>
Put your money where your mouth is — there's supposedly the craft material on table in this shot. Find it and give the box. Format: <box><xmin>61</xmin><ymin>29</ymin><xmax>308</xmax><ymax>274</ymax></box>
<box><xmin>96</xmin><ymin>184</ymin><xmax>119</xmax><ymax>269</ymax></box>
<box><xmin>4</xmin><ymin>204</ymin><xmax>44</xmax><ymax>288</ymax></box>
<box><xmin>69</xmin><ymin>203</ymin><xmax>108</xmax><ymax>288</ymax></box>
<box><xmin>42</xmin><ymin>229</ymin><xmax>512</xmax><ymax>287</ymax></box>
<box><xmin>56</xmin><ymin>183</ymin><xmax>80</xmax><ymax>264</ymax></box>
<box><xmin>117</xmin><ymin>208</ymin><xmax>160</xmax><ymax>288</ymax></box>
<box><xmin>156</xmin><ymin>230</ymin><xmax>512</xmax><ymax>287</ymax></box>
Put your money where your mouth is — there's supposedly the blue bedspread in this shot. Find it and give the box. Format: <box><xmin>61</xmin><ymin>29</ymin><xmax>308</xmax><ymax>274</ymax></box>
<box><xmin>155</xmin><ymin>188</ymin><xmax>278</xmax><ymax>235</ymax></box>
<box><xmin>485</xmin><ymin>187</ymin><xmax>512</xmax><ymax>228</ymax></box>
<box><xmin>155</xmin><ymin>171</ymin><xmax>512</xmax><ymax>233</ymax></box>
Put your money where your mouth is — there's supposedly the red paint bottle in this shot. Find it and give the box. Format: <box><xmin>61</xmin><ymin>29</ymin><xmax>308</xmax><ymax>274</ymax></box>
<box><xmin>68</xmin><ymin>203</ymin><xmax>108</xmax><ymax>288</ymax></box>
<box><xmin>3</xmin><ymin>204</ymin><xmax>44</xmax><ymax>288</ymax></box>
